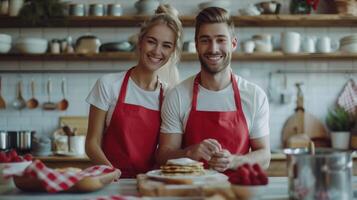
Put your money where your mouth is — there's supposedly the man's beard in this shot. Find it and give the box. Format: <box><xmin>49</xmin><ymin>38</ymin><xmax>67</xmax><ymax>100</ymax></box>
<box><xmin>199</xmin><ymin>52</ymin><xmax>231</xmax><ymax>75</ymax></box>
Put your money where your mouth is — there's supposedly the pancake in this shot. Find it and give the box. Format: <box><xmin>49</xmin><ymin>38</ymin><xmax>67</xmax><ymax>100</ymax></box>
<box><xmin>160</xmin><ymin>157</ymin><xmax>205</xmax><ymax>176</ymax></box>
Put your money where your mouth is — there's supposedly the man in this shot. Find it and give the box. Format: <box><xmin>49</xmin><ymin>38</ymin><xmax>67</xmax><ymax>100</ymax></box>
<box><xmin>156</xmin><ymin>7</ymin><xmax>270</xmax><ymax>172</ymax></box>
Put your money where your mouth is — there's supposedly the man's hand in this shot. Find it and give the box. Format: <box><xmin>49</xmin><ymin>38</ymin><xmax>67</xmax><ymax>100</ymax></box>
<box><xmin>208</xmin><ymin>149</ymin><xmax>233</xmax><ymax>172</ymax></box>
<box><xmin>185</xmin><ymin>139</ymin><xmax>222</xmax><ymax>161</ymax></box>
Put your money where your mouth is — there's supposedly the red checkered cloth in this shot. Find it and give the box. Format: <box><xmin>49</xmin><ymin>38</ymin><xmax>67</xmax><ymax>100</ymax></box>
<box><xmin>87</xmin><ymin>195</ymin><xmax>143</xmax><ymax>200</ymax></box>
<box><xmin>5</xmin><ymin>159</ymin><xmax>116</xmax><ymax>193</ymax></box>
<box><xmin>338</xmin><ymin>79</ymin><xmax>357</xmax><ymax>116</ymax></box>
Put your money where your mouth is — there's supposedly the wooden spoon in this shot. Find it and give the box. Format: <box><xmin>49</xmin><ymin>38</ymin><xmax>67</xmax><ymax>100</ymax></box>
<box><xmin>26</xmin><ymin>80</ymin><xmax>39</xmax><ymax>109</ymax></box>
<box><xmin>57</xmin><ymin>78</ymin><xmax>69</xmax><ymax>111</ymax></box>
<box><xmin>0</xmin><ymin>76</ymin><xmax>6</xmax><ymax>109</ymax></box>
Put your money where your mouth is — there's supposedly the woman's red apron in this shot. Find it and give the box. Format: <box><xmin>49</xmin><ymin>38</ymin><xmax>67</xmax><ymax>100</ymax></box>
<box><xmin>102</xmin><ymin>68</ymin><xmax>163</xmax><ymax>178</ymax></box>
<box><xmin>183</xmin><ymin>73</ymin><xmax>250</xmax><ymax>173</ymax></box>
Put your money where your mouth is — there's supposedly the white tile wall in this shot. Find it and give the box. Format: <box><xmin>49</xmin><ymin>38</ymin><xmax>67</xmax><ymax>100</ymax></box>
<box><xmin>0</xmin><ymin>0</ymin><xmax>356</xmax><ymax>150</ymax></box>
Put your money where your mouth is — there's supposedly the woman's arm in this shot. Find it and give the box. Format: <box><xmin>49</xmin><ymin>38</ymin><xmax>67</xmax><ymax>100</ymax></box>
<box><xmin>85</xmin><ymin>105</ymin><xmax>113</xmax><ymax>167</ymax></box>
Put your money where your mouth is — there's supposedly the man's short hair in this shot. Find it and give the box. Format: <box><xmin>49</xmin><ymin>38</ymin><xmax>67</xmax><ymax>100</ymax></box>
<box><xmin>195</xmin><ymin>7</ymin><xmax>235</xmax><ymax>40</ymax></box>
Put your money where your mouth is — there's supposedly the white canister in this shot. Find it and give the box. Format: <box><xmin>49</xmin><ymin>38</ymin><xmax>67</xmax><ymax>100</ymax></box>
<box><xmin>8</xmin><ymin>0</ymin><xmax>23</xmax><ymax>16</ymax></box>
<box><xmin>69</xmin><ymin>136</ymin><xmax>86</xmax><ymax>155</ymax></box>
<box><xmin>241</xmin><ymin>40</ymin><xmax>255</xmax><ymax>53</ymax></box>
<box><xmin>0</xmin><ymin>0</ymin><xmax>9</xmax><ymax>15</ymax></box>
<box><xmin>281</xmin><ymin>32</ymin><xmax>301</xmax><ymax>54</ymax></box>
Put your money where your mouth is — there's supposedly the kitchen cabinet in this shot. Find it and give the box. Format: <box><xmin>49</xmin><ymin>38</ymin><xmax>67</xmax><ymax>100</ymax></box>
<box><xmin>36</xmin><ymin>154</ymin><xmax>357</xmax><ymax>176</ymax></box>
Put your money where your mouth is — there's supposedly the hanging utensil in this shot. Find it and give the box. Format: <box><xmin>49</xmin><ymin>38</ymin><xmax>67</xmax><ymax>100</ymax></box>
<box><xmin>0</xmin><ymin>76</ymin><xmax>6</xmax><ymax>109</ymax></box>
<box><xmin>12</xmin><ymin>80</ymin><xmax>26</xmax><ymax>110</ymax></box>
<box><xmin>26</xmin><ymin>79</ymin><xmax>39</xmax><ymax>109</ymax></box>
<box><xmin>43</xmin><ymin>79</ymin><xmax>56</xmax><ymax>110</ymax></box>
<box><xmin>57</xmin><ymin>78</ymin><xmax>69</xmax><ymax>111</ymax></box>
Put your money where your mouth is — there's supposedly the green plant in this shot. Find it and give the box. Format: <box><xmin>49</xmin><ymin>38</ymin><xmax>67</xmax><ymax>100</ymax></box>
<box><xmin>19</xmin><ymin>0</ymin><xmax>67</xmax><ymax>26</ymax></box>
<box><xmin>326</xmin><ymin>106</ymin><xmax>354</xmax><ymax>132</ymax></box>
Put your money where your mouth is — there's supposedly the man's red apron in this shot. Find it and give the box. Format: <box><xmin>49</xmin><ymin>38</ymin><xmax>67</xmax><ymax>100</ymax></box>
<box><xmin>183</xmin><ymin>73</ymin><xmax>250</xmax><ymax>172</ymax></box>
<box><xmin>102</xmin><ymin>68</ymin><xmax>163</xmax><ymax>178</ymax></box>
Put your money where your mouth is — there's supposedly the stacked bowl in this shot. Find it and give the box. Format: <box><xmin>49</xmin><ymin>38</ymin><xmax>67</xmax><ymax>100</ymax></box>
<box><xmin>0</xmin><ymin>34</ymin><xmax>12</xmax><ymax>54</ymax></box>
<box><xmin>340</xmin><ymin>34</ymin><xmax>357</xmax><ymax>53</ymax></box>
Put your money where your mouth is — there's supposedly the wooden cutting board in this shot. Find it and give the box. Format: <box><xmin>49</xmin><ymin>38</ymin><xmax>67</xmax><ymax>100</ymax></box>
<box><xmin>282</xmin><ymin>83</ymin><xmax>329</xmax><ymax>148</ymax></box>
<box><xmin>137</xmin><ymin>174</ymin><xmax>235</xmax><ymax>199</ymax></box>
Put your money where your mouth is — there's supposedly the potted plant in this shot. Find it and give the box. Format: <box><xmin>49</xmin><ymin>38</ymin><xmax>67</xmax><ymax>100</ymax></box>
<box><xmin>326</xmin><ymin>105</ymin><xmax>355</xmax><ymax>149</ymax></box>
<box><xmin>18</xmin><ymin>0</ymin><xmax>67</xmax><ymax>26</ymax></box>
<box><xmin>290</xmin><ymin>0</ymin><xmax>320</xmax><ymax>14</ymax></box>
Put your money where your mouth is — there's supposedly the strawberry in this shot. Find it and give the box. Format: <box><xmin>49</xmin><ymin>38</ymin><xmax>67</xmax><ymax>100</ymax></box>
<box><xmin>8</xmin><ymin>149</ymin><xmax>18</xmax><ymax>160</ymax></box>
<box><xmin>236</xmin><ymin>166</ymin><xmax>250</xmax><ymax>177</ymax></box>
<box><xmin>251</xmin><ymin>177</ymin><xmax>261</xmax><ymax>185</ymax></box>
<box><xmin>12</xmin><ymin>156</ymin><xmax>23</xmax><ymax>162</ymax></box>
<box><xmin>252</xmin><ymin>163</ymin><xmax>263</xmax><ymax>174</ymax></box>
<box><xmin>241</xmin><ymin>176</ymin><xmax>252</xmax><ymax>185</ymax></box>
<box><xmin>0</xmin><ymin>151</ymin><xmax>8</xmax><ymax>163</ymax></box>
<box><xmin>23</xmin><ymin>154</ymin><xmax>33</xmax><ymax>161</ymax></box>
<box><xmin>257</xmin><ymin>173</ymin><xmax>269</xmax><ymax>185</ymax></box>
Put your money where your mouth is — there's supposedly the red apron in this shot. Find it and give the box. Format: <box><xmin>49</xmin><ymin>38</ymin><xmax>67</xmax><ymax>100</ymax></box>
<box><xmin>102</xmin><ymin>68</ymin><xmax>163</xmax><ymax>178</ymax></box>
<box><xmin>183</xmin><ymin>73</ymin><xmax>250</xmax><ymax>173</ymax></box>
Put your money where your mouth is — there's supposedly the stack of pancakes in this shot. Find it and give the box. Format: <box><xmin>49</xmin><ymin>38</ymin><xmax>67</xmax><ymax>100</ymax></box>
<box><xmin>160</xmin><ymin>158</ymin><xmax>205</xmax><ymax>176</ymax></box>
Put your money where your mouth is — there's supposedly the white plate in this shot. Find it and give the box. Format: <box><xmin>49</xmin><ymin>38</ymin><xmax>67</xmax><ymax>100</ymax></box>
<box><xmin>146</xmin><ymin>169</ymin><xmax>224</xmax><ymax>181</ymax></box>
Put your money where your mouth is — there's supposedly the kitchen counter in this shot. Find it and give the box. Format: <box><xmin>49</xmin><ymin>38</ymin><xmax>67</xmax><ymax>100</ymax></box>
<box><xmin>0</xmin><ymin>177</ymin><xmax>289</xmax><ymax>200</ymax></box>
<box><xmin>3</xmin><ymin>177</ymin><xmax>357</xmax><ymax>200</ymax></box>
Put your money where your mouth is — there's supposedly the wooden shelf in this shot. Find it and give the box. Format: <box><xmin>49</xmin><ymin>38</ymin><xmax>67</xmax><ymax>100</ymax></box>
<box><xmin>0</xmin><ymin>15</ymin><xmax>357</xmax><ymax>27</ymax></box>
<box><xmin>1</xmin><ymin>52</ymin><xmax>357</xmax><ymax>62</ymax></box>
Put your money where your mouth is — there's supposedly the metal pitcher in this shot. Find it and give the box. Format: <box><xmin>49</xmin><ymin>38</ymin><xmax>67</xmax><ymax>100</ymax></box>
<box><xmin>284</xmin><ymin>148</ymin><xmax>353</xmax><ymax>200</ymax></box>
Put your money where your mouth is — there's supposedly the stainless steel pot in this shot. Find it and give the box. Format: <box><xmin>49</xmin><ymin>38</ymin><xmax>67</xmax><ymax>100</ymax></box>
<box><xmin>0</xmin><ymin>130</ymin><xmax>9</xmax><ymax>150</ymax></box>
<box><xmin>284</xmin><ymin>148</ymin><xmax>353</xmax><ymax>200</ymax></box>
<box><xmin>16</xmin><ymin>130</ymin><xmax>34</xmax><ymax>152</ymax></box>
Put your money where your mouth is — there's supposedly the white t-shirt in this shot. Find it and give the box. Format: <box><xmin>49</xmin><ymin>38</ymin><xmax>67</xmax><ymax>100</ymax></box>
<box><xmin>86</xmin><ymin>71</ymin><xmax>166</xmax><ymax>127</ymax></box>
<box><xmin>160</xmin><ymin>74</ymin><xmax>269</xmax><ymax>139</ymax></box>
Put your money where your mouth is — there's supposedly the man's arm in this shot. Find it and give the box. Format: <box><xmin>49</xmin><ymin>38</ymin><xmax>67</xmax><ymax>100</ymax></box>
<box><xmin>231</xmin><ymin>135</ymin><xmax>271</xmax><ymax>169</ymax></box>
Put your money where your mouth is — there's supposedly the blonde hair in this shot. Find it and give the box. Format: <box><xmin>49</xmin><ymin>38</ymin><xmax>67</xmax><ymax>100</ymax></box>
<box><xmin>195</xmin><ymin>7</ymin><xmax>235</xmax><ymax>40</ymax></box>
<box><xmin>137</xmin><ymin>4</ymin><xmax>183</xmax><ymax>88</ymax></box>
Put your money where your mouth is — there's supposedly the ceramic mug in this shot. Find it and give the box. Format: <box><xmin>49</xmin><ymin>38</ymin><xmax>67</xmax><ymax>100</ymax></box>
<box><xmin>281</xmin><ymin>32</ymin><xmax>301</xmax><ymax>54</ymax></box>
<box><xmin>316</xmin><ymin>36</ymin><xmax>338</xmax><ymax>53</ymax></box>
<box><xmin>302</xmin><ymin>37</ymin><xmax>315</xmax><ymax>53</ymax></box>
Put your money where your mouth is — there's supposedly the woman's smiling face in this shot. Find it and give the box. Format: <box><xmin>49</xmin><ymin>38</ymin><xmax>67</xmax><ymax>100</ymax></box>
<box><xmin>138</xmin><ymin>23</ymin><xmax>176</xmax><ymax>72</ymax></box>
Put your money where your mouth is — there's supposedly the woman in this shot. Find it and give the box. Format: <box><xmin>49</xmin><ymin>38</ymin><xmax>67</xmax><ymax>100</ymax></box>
<box><xmin>85</xmin><ymin>5</ymin><xmax>183</xmax><ymax>178</ymax></box>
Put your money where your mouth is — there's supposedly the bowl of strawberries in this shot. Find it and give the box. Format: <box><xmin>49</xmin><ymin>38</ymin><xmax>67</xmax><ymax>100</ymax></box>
<box><xmin>0</xmin><ymin>150</ymin><xmax>33</xmax><ymax>193</ymax></box>
<box><xmin>229</xmin><ymin>163</ymin><xmax>268</xmax><ymax>200</ymax></box>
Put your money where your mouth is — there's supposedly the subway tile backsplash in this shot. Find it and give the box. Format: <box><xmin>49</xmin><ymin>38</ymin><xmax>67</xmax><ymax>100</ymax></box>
<box><xmin>1</xmin><ymin>0</ymin><xmax>357</xmax><ymax>150</ymax></box>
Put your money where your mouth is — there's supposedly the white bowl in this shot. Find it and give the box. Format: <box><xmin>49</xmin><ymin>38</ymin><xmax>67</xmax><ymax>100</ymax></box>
<box><xmin>198</xmin><ymin>0</ymin><xmax>231</xmax><ymax>12</ymax></box>
<box><xmin>0</xmin><ymin>42</ymin><xmax>11</xmax><ymax>53</ymax></box>
<box><xmin>340</xmin><ymin>43</ymin><xmax>357</xmax><ymax>53</ymax></box>
<box><xmin>232</xmin><ymin>185</ymin><xmax>267</xmax><ymax>199</ymax></box>
<box><xmin>15</xmin><ymin>38</ymin><xmax>48</xmax><ymax>54</ymax></box>
<box><xmin>0</xmin><ymin>34</ymin><xmax>12</xmax><ymax>44</ymax></box>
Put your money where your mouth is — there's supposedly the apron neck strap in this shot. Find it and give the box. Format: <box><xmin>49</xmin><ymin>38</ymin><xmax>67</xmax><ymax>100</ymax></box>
<box><xmin>118</xmin><ymin>67</ymin><xmax>133</xmax><ymax>104</ymax></box>
<box><xmin>192</xmin><ymin>72</ymin><xmax>241</xmax><ymax>111</ymax></box>
<box><xmin>119</xmin><ymin>67</ymin><xmax>164</xmax><ymax>109</ymax></box>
